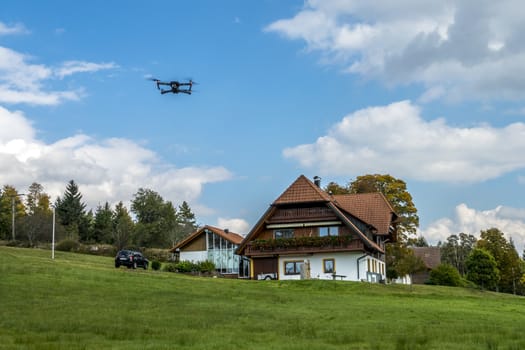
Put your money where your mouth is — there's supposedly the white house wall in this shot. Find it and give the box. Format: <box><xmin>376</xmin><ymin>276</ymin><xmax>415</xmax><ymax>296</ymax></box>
<box><xmin>180</xmin><ymin>250</ymin><xmax>207</xmax><ymax>263</ymax></box>
<box><xmin>278</xmin><ymin>252</ymin><xmax>385</xmax><ymax>282</ymax></box>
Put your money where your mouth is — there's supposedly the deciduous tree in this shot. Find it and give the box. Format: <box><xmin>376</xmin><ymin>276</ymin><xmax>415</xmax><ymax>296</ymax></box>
<box><xmin>439</xmin><ymin>232</ymin><xmax>477</xmax><ymax>276</ymax></box>
<box><xmin>386</xmin><ymin>243</ymin><xmax>425</xmax><ymax>282</ymax></box>
<box><xmin>428</xmin><ymin>264</ymin><xmax>462</xmax><ymax>287</ymax></box>
<box><xmin>20</xmin><ymin>183</ymin><xmax>52</xmax><ymax>246</ymax></box>
<box><xmin>131</xmin><ymin>188</ymin><xmax>174</xmax><ymax>248</ymax></box>
<box><xmin>476</xmin><ymin>228</ymin><xmax>523</xmax><ymax>294</ymax></box>
<box><xmin>466</xmin><ymin>248</ymin><xmax>500</xmax><ymax>291</ymax></box>
<box><xmin>0</xmin><ymin>185</ymin><xmax>26</xmax><ymax>241</ymax></box>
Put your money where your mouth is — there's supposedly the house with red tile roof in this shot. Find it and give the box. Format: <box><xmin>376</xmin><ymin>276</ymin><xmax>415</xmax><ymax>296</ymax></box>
<box><xmin>236</xmin><ymin>175</ymin><xmax>398</xmax><ymax>282</ymax></box>
<box><xmin>171</xmin><ymin>225</ymin><xmax>245</xmax><ymax>277</ymax></box>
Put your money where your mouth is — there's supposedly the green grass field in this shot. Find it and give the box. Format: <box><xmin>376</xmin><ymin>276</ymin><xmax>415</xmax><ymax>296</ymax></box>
<box><xmin>1</xmin><ymin>246</ymin><xmax>524</xmax><ymax>350</ymax></box>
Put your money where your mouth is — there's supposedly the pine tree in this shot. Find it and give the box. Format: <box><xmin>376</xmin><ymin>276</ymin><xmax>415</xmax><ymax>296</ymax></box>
<box><xmin>93</xmin><ymin>202</ymin><xmax>114</xmax><ymax>243</ymax></box>
<box><xmin>112</xmin><ymin>202</ymin><xmax>134</xmax><ymax>250</ymax></box>
<box><xmin>170</xmin><ymin>201</ymin><xmax>198</xmax><ymax>245</ymax></box>
<box><xmin>55</xmin><ymin>180</ymin><xmax>87</xmax><ymax>241</ymax></box>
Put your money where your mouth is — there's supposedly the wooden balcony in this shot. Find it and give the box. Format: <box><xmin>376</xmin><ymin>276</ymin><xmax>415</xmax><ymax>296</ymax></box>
<box><xmin>267</xmin><ymin>207</ymin><xmax>337</xmax><ymax>223</ymax></box>
<box><xmin>245</xmin><ymin>236</ymin><xmax>364</xmax><ymax>256</ymax></box>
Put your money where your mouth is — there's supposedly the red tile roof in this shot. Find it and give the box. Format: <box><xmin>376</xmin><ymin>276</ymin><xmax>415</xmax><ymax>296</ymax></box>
<box><xmin>333</xmin><ymin>192</ymin><xmax>396</xmax><ymax>235</ymax></box>
<box><xmin>273</xmin><ymin>175</ymin><xmax>331</xmax><ymax>204</ymax></box>
<box><xmin>237</xmin><ymin>175</ymin><xmax>397</xmax><ymax>255</ymax></box>
<box><xmin>273</xmin><ymin>175</ymin><xmax>396</xmax><ymax>235</ymax></box>
<box><xmin>172</xmin><ymin>225</ymin><xmax>244</xmax><ymax>251</ymax></box>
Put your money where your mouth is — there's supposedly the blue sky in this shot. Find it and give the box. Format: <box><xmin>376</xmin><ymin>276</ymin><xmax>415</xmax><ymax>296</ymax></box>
<box><xmin>2</xmin><ymin>1</ymin><xmax>525</xmax><ymax>251</ymax></box>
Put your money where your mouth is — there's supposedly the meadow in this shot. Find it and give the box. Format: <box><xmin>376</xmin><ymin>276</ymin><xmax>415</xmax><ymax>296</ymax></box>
<box><xmin>0</xmin><ymin>246</ymin><xmax>523</xmax><ymax>350</ymax></box>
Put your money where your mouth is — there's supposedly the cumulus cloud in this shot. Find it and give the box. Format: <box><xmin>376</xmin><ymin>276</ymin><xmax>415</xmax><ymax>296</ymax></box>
<box><xmin>283</xmin><ymin>100</ymin><xmax>525</xmax><ymax>183</ymax></box>
<box><xmin>216</xmin><ymin>218</ymin><xmax>250</xmax><ymax>236</ymax></box>
<box><xmin>266</xmin><ymin>0</ymin><xmax>525</xmax><ymax>102</ymax></box>
<box><xmin>0</xmin><ymin>46</ymin><xmax>115</xmax><ymax>105</ymax></box>
<box><xmin>0</xmin><ymin>106</ymin><xmax>233</xmax><ymax>213</ymax></box>
<box><xmin>421</xmin><ymin>203</ymin><xmax>525</xmax><ymax>253</ymax></box>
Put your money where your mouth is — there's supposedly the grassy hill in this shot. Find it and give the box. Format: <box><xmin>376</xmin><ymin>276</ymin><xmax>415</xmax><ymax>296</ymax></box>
<box><xmin>0</xmin><ymin>246</ymin><xmax>523</xmax><ymax>350</ymax></box>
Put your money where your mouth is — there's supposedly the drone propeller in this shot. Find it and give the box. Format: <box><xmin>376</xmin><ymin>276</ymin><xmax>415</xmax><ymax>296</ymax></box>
<box><xmin>146</xmin><ymin>77</ymin><xmax>162</xmax><ymax>90</ymax></box>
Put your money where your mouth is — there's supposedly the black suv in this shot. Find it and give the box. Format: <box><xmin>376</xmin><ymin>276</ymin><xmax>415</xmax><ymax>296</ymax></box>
<box><xmin>115</xmin><ymin>250</ymin><xmax>149</xmax><ymax>269</ymax></box>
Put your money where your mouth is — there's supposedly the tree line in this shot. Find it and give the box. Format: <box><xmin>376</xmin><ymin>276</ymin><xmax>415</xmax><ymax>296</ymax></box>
<box><xmin>0</xmin><ymin>180</ymin><xmax>198</xmax><ymax>249</ymax></box>
<box><xmin>436</xmin><ymin>228</ymin><xmax>525</xmax><ymax>294</ymax></box>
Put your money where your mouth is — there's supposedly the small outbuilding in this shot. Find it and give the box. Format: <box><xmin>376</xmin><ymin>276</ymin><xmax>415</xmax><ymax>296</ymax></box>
<box><xmin>411</xmin><ymin>247</ymin><xmax>441</xmax><ymax>284</ymax></box>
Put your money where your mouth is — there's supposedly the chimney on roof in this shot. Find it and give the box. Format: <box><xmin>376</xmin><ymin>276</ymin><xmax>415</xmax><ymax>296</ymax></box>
<box><xmin>224</xmin><ymin>228</ymin><xmax>229</xmax><ymax>234</ymax></box>
<box><xmin>313</xmin><ymin>176</ymin><xmax>321</xmax><ymax>188</ymax></box>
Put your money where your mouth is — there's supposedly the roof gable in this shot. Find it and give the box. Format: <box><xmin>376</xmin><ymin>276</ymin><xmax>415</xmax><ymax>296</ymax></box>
<box><xmin>273</xmin><ymin>175</ymin><xmax>331</xmax><ymax>205</ymax></box>
<box><xmin>237</xmin><ymin>176</ymin><xmax>396</xmax><ymax>255</ymax></box>
<box><xmin>173</xmin><ymin>225</ymin><xmax>244</xmax><ymax>251</ymax></box>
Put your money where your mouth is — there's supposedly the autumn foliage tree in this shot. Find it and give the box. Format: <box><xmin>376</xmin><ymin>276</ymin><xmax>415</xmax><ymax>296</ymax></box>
<box><xmin>326</xmin><ymin>174</ymin><xmax>418</xmax><ymax>242</ymax></box>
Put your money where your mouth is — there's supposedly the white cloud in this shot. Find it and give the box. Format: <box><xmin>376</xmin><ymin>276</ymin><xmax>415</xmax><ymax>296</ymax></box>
<box><xmin>283</xmin><ymin>100</ymin><xmax>525</xmax><ymax>183</ymax></box>
<box><xmin>55</xmin><ymin>61</ymin><xmax>119</xmax><ymax>79</ymax></box>
<box><xmin>0</xmin><ymin>46</ymin><xmax>115</xmax><ymax>105</ymax></box>
<box><xmin>0</xmin><ymin>106</ymin><xmax>234</xmax><ymax>215</ymax></box>
<box><xmin>0</xmin><ymin>21</ymin><xmax>28</xmax><ymax>36</ymax></box>
<box><xmin>216</xmin><ymin>218</ymin><xmax>250</xmax><ymax>236</ymax></box>
<box><xmin>266</xmin><ymin>0</ymin><xmax>525</xmax><ymax>102</ymax></box>
<box><xmin>421</xmin><ymin>203</ymin><xmax>525</xmax><ymax>253</ymax></box>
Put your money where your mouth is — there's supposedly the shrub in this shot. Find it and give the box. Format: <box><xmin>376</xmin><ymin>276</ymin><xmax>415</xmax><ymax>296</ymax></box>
<box><xmin>175</xmin><ymin>260</ymin><xmax>197</xmax><ymax>273</ymax></box>
<box><xmin>5</xmin><ymin>240</ymin><xmax>30</xmax><ymax>248</ymax></box>
<box><xmin>151</xmin><ymin>260</ymin><xmax>161</xmax><ymax>271</ymax></box>
<box><xmin>197</xmin><ymin>260</ymin><xmax>215</xmax><ymax>273</ymax></box>
<box><xmin>428</xmin><ymin>264</ymin><xmax>462</xmax><ymax>287</ymax></box>
<box><xmin>55</xmin><ymin>239</ymin><xmax>80</xmax><ymax>252</ymax></box>
<box><xmin>162</xmin><ymin>260</ymin><xmax>216</xmax><ymax>274</ymax></box>
<box><xmin>143</xmin><ymin>248</ymin><xmax>172</xmax><ymax>262</ymax></box>
<box><xmin>163</xmin><ymin>263</ymin><xmax>178</xmax><ymax>273</ymax></box>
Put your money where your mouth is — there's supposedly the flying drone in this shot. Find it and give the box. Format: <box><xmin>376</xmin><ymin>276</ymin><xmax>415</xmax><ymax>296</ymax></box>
<box><xmin>148</xmin><ymin>77</ymin><xmax>196</xmax><ymax>95</ymax></box>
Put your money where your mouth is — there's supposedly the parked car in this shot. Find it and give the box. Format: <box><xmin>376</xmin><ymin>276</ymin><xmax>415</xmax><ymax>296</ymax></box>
<box><xmin>115</xmin><ymin>250</ymin><xmax>149</xmax><ymax>269</ymax></box>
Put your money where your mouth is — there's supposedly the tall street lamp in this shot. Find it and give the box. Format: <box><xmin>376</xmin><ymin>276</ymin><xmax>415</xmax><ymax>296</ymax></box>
<box><xmin>10</xmin><ymin>193</ymin><xmax>25</xmax><ymax>241</ymax></box>
<box><xmin>52</xmin><ymin>205</ymin><xmax>56</xmax><ymax>260</ymax></box>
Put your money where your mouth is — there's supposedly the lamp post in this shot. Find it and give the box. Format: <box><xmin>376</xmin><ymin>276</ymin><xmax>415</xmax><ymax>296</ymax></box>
<box><xmin>10</xmin><ymin>193</ymin><xmax>25</xmax><ymax>241</ymax></box>
<box><xmin>52</xmin><ymin>205</ymin><xmax>56</xmax><ymax>260</ymax></box>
